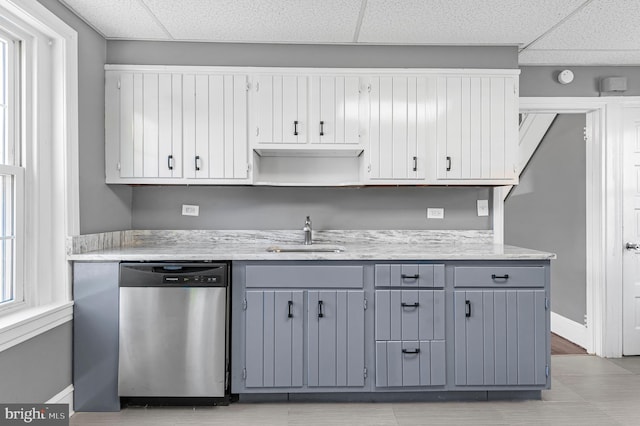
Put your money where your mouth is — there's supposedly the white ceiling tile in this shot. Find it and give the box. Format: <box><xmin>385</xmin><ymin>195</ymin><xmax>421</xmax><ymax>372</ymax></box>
<box><xmin>142</xmin><ymin>0</ymin><xmax>362</xmax><ymax>43</ymax></box>
<box><xmin>519</xmin><ymin>49</ymin><xmax>640</xmax><ymax>65</ymax></box>
<box><xmin>61</xmin><ymin>0</ymin><xmax>169</xmax><ymax>39</ymax></box>
<box><xmin>358</xmin><ymin>0</ymin><xmax>586</xmax><ymax>45</ymax></box>
<box><xmin>531</xmin><ymin>0</ymin><xmax>640</xmax><ymax>50</ymax></box>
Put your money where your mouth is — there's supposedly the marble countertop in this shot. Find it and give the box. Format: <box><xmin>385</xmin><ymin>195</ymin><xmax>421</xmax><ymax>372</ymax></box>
<box><xmin>67</xmin><ymin>230</ymin><xmax>556</xmax><ymax>261</ymax></box>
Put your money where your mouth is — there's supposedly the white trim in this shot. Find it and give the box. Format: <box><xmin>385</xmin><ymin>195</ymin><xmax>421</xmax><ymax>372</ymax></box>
<box><xmin>46</xmin><ymin>384</ymin><xmax>74</xmax><ymax>417</ymax></box>
<box><xmin>516</xmin><ymin>96</ymin><xmax>640</xmax><ymax>357</ymax></box>
<box><xmin>492</xmin><ymin>186</ymin><xmax>506</xmax><ymax>245</ymax></box>
<box><xmin>551</xmin><ymin>311</ymin><xmax>589</xmax><ymax>351</ymax></box>
<box><xmin>104</xmin><ymin>64</ymin><xmax>521</xmax><ymax>76</ymax></box>
<box><xmin>0</xmin><ymin>301</ymin><xmax>73</xmax><ymax>352</ymax></box>
<box><xmin>518</xmin><ymin>113</ymin><xmax>557</xmax><ymax>173</ymax></box>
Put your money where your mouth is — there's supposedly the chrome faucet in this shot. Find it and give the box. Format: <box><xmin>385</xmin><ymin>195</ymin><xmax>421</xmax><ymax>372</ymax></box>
<box><xmin>303</xmin><ymin>216</ymin><xmax>312</xmax><ymax>245</ymax></box>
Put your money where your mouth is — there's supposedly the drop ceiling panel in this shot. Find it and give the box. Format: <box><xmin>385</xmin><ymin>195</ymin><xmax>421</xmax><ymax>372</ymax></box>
<box><xmin>530</xmin><ymin>0</ymin><xmax>640</xmax><ymax>50</ymax></box>
<box><xmin>61</xmin><ymin>0</ymin><xmax>168</xmax><ymax>39</ymax></box>
<box><xmin>519</xmin><ymin>49</ymin><xmax>640</xmax><ymax>65</ymax></box>
<box><xmin>358</xmin><ymin>0</ymin><xmax>586</xmax><ymax>45</ymax></box>
<box><xmin>143</xmin><ymin>0</ymin><xmax>362</xmax><ymax>42</ymax></box>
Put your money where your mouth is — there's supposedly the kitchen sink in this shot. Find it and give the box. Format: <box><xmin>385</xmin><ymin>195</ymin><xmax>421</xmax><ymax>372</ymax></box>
<box><xmin>266</xmin><ymin>244</ymin><xmax>345</xmax><ymax>253</ymax></box>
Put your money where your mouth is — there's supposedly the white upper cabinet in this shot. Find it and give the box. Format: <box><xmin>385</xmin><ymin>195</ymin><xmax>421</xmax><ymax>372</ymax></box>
<box><xmin>105</xmin><ymin>68</ymin><xmax>250</xmax><ymax>184</ymax></box>
<box><xmin>254</xmin><ymin>75</ymin><xmax>308</xmax><ymax>144</ymax></box>
<box><xmin>182</xmin><ymin>73</ymin><xmax>249</xmax><ymax>181</ymax></box>
<box><xmin>432</xmin><ymin>75</ymin><xmax>518</xmax><ymax>184</ymax></box>
<box><xmin>365</xmin><ymin>76</ymin><xmax>433</xmax><ymax>182</ymax></box>
<box><xmin>253</xmin><ymin>74</ymin><xmax>361</xmax><ymax>147</ymax></box>
<box><xmin>106</xmin><ymin>66</ymin><xmax>519</xmax><ymax>186</ymax></box>
<box><xmin>106</xmin><ymin>71</ymin><xmax>183</xmax><ymax>182</ymax></box>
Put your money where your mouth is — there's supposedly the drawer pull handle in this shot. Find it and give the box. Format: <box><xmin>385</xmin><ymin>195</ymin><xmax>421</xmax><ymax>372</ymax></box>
<box><xmin>195</xmin><ymin>155</ymin><xmax>201</xmax><ymax>171</ymax></box>
<box><xmin>294</xmin><ymin>120</ymin><xmax>299</xmax><ymax>136</ymax></box>
<box><xmin>412</xmin><ymin>156</ymin><xmax>417</xmax><ymax>172</ymax></box>
<box><xmin>288</xmin><ymin>300</ymin><xmax>293</xmax><ymax>318</ymax></box>
<box><xmin>491</xmin><ymin>274</ymin><xmax>510</xmax><ymax>280</ymax></box>
<box><xmin>318</xmin><ymin>300</ymin><xmax>324</xmax><ymax>318</ymax></box>
<box><xmin>401</xmin><ymin>302</ymin><xmax>420</xmax><ymax>308</ymax></box>
<box><xmin>465</xmin><ymin>300</ymin><xmax>471</xmax><ymax>318</ymax></box>
<box><xmin>402</xmin><ymin>348</ymin><xmax>420</xmax><ymax>354</ymax></box>
<box><xmin>320</xmin><ymin>120</ymin><xmax>325</xmax><ymax>136</ymax></box>
<box><xmin>401</xmin><ymin>274</ymin><xmax>419</xmax><ymax>280</ymax></box>
<box><xmin>446</xmin><ymin>156</ymin><xmax>452</xmax><ymax>171</ymax></box>
<box><xmin>167</xmin><ymin>155</ymin><xmax>174</xmax><ymax>170</ymax></box>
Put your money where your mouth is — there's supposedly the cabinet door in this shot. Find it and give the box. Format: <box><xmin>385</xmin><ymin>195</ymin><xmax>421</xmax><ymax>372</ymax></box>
<box><xmin>308</xmin><ymin>76</ymin><xmax>360</xmax><ymax>145</ymax></box>
<box><xmin>375</xmin><ymin>341</ymin><xmax>445</xmax><ymax>387</ymax></box>
<box><xmin>245</xmin><ymin>291</ymin><xmax>304</xmax><ymax>388</ymax></box>
<box><xmin>255</xmin><ymin>75</ymin><xmax>307</xmax><ymax>144</ymax></box>
<box><xmin>375</xmin><ymin>290</ymin><xmax>445</xmax><ymax>341</ymax></box>
<box><xmin>106</xmin><ymin>71</ymin><xmax>183</xmax><ymax>180</ymax></box>
<box><xmin>454</xmin><ymin>290</ymin><xmax>547</xmax><ymax>386</ymax></box>
<box><xmin>307</xmin><ymin>291</ymin><xmax>365</xmax><ymax>387</ymax></box>
<box><xmin>183</xmin><ymin>74</ymin><xmax>249</xmax><ymax>180</ymax></box>
<box><xmin>436</xmin><ymin>76</ymin><xmax>517</xmax><ymax>181</ymax></box>
<box><xmin>367</xmin><ymin>76</ymin><xmax>432</xmax><ymax>180</ymax></box>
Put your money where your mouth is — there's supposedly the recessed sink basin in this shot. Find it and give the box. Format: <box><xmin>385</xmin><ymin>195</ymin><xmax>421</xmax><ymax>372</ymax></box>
<box><xmin>266</xmin><ymin>244</ymin><xmax>345</xmax><ymax>253</ymax></box>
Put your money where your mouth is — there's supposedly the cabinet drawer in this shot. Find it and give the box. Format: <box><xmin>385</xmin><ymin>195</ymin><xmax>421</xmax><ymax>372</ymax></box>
<box><xmin>375</xmin><ymin>264</ymin><xmax>444</xmax><ymax>287</ymax></box>
<box><xmin>375</xmin><ymin>290</ymin><xmax>445</xmax><ymax>341</ymax></box>
<box><xmin>454</xmin><ymin>266</ymin><xmax>545</xmax><ymax>288</ymax></box>
<box><xmin>246</xmin><ymin>265</ymin><xmax>364</xmax><ymax>288</ymax></box>
<box><xmin>375</xmin><ymin>341</ymin><xmax>445</xmax><ymax>387</ymax></box>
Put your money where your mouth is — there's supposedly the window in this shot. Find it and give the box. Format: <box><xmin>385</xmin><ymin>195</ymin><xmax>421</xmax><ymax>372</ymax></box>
<box><xmin>0</xmin><ymin>29</ymin><xmax>23</xmax><ymax>311</ymax></box>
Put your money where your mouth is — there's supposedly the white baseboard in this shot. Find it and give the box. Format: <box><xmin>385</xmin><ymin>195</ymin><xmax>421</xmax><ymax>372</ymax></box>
<box><xmin>551</xmin><ymin>311</ymin><xmax>590</xmax><ymax>352</ymax></box>
<box><xmin>46</xmin><ymin>384</ymin><xmax>74</xmax><ymax>417</ymax></box>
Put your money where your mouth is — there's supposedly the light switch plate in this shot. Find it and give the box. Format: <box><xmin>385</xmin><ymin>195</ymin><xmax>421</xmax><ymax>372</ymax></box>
<box><xmin>427</xmin><ymin>208</ymin><xmax>444</xmax><ymax>219</ymax></box>
<box><xmin>477</xmin><ymin>199</ymin><xmax>489</xmax><ymax>217</ymax></box>
<box><xmin>182</xmin><ymin>204</ymin><xmax>199</xmax><ymax>216</ymax></box>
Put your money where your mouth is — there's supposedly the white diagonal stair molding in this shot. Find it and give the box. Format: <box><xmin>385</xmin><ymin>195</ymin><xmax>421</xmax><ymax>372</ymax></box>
<box><xmin>503</xmin><ymin>113</ymin><xmax>557</xmax><ymax>201</ymax></box>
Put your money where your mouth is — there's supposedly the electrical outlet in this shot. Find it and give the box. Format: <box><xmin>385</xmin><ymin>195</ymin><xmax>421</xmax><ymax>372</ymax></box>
<box><xmin>427</xmin><ymin>208</ymin><xmax>444</xmax><ymax>219</ymax></box>
<box><xmin>182</xmin><ymin>204</ymin><xmax>199</xmax><ymax>216</ymax></box>
<box><xmin>477</xmin><ymin>199</ymin><xmax>489</xmax><ymax>217</ymax></box>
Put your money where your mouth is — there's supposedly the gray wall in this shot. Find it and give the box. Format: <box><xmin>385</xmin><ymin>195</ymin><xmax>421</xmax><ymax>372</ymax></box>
<box><xmin>107</xmin><ymin>42</ymin><xmax>518</xmax><ymax>69</ymax></box>
<box><xmin>504</xmin><ymin>114</ymin><xmax>586</xmax><ymax>324</ymax></box>
<box><xmin>132</xmin><ymin>186</ymin><xmax>492</xmax><ymax>230</ymax></box>
<box><xmin>39</xmin><ymin>0</ymin><xmax>132</xmax><ymax>234</ymax></box>
<box><xmin>521</xmin><ymin>66</ymin><xmax>640</xmax><ymax>97</ymax></box>
<box><xmin>0</xmin><ymin>323</ymin><xmax>72</xmax><ymax>402</ymax></box>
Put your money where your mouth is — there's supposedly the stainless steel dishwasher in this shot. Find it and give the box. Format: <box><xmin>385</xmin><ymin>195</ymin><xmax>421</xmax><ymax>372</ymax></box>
<box><xmin>118</xmin><ymin>262</ymin><xmax>228</xmax><ymax>399</ymax></box>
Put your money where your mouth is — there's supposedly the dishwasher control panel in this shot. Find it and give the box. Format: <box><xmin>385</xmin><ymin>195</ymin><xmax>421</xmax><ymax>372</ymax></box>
<box><xmin>162</xmin><ymin>275</ymin><xmax>220</xmax><ymax>284</ymax></box>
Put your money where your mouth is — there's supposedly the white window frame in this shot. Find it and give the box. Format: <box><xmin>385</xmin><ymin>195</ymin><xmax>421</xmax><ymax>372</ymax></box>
<box><xmin>0</xmin><ymin>0</ymin><xmax>79</xmax><ymax>351</ymax></box>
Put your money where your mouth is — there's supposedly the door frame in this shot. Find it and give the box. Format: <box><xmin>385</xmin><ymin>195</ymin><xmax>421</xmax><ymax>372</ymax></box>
<box><xmin>494</xmin><ymin>96</ymin><xmax>640</xmax><ymax>357</ymax></box>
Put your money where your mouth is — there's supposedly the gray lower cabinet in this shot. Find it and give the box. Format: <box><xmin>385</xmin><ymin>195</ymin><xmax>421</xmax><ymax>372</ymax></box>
<box><xmin>454</xmin><ymin>289</ymin><xmax>547</xmax><ymax>386</ymax></box>
<box><xmin>244</xmin><ymin>290</ymin><xmax>304</xmax><ymax>388</ymax></box>
<box><xmin>242</xmin><ymin>288</ymin><xmax>366</xmax><ymax>389</ymax></box>
<box><xmin>375</xmin><ymin>341</ymin><xmax>446</xmax><ymax>387</ymax></box>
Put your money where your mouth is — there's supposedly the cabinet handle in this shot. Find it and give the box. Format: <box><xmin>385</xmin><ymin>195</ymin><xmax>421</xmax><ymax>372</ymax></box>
<box><xmin>318</xmin><ymin>300</ymin><xmax>324</xmax><ymax>318</ymax></box>
<box><xmin>288</xmin><ymin>300</ymin><xmax>293</xmax><ymax>318</ymax></box>
<box><xmin>195</xmin><ymin>155</ymin><xmax>201</xmax><ymax>171</ymax></box>
<box><xmin>294</xmin><ymin>120</ymin><xmax>299</xmax><ymax>136</ymax></box>
<box><xmin>465</xmin><ymin>300</ymin><xmax>471</xmax><ymax>318</ymax></box>
<box><xmin>491</xmin><ymin>274</ymin><xmax>510</xmax><ymax>280</ymax></box>
<box><xmin>412</xmin><ymin>156</ymin><xmax>417</xmax><ymax>172</ymax></box>
<box><xmin>401</xmin><ymin>274</ymin><xmax>419</xmax><ymax>280</ymax></box>
<box><xmin>320</xmin><ymin>121</ymin><xmax>324</xmax><ymax>136</ymax></box>
<box><xmin>167</xmin><ymin>155</ymin><xmax>174</xmax><ymax>170</ymax></box>
<box><xmin>446</xmin><ymin>156</ymin><xmax>452</xmax><ymax>171</ymax></box>
<box><xmin>401</xmin><ymin>302</ymin><xmax>420</xmax><ymax>308</ymax></box>
<box><xmin>402</xmin><ymin>348</ymin><xmax>420</xmax><ymax>354</ymax></box>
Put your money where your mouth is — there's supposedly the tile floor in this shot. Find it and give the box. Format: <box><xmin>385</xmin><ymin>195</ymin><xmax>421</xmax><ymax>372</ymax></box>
<box><xmin>70</xmin><ymin>355</ymin><xmax>640</xmax><ymax>426</ymax></box>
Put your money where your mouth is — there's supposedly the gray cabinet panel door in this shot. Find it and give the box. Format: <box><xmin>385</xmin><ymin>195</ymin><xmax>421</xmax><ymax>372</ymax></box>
<box><xmin>375</xmin><ymin>290</ymin><xmax>445</xmax><ymax>341</ymax></box>
<box><xmin>308</xmin><ymin>290</ymin><xmax>365</xmax><ymax>387</ymax></box>
<box><xmin>454</xmin><ymin>289</ymin><xmax>547</xmax><ymax>386</ymax></box>
<box><xmin>376</xmin><ymin>341</ymin><xmax>446</xmax><ymax>387</ymax></box>
<box><xmin>375</xmin><ymin>264</ymin><xmax>445</xmax><ymax>287</ymax></box>
<box><xmin>246</xmin><ymin>265</ymin><xmax>364</xmax><ymax>288</ymax></box>
<box><xmin>245</xmin><ymin>291</ymin><xmax>303</xmax><ymax>388</ymax></box>
<box><xmin>454</xmin><ymin>266</ymin><xmax>545</xmax><ymax>288</ymax></box>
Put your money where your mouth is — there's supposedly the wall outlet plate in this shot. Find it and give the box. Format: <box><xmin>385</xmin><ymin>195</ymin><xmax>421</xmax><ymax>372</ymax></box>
<box><xmin>182</xmin><ymin>204</ymin><xmax>199</xmax><ymax>216</ymax></box>
<box><xmin>477</xmin><ymin>199</ymin><xmax>489</xmax><ymax>217</ymax></box>
<box><xmin>427</xmin><ymin>208</ymin><xmax>444</xmax><ymax>219</ymax></box>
